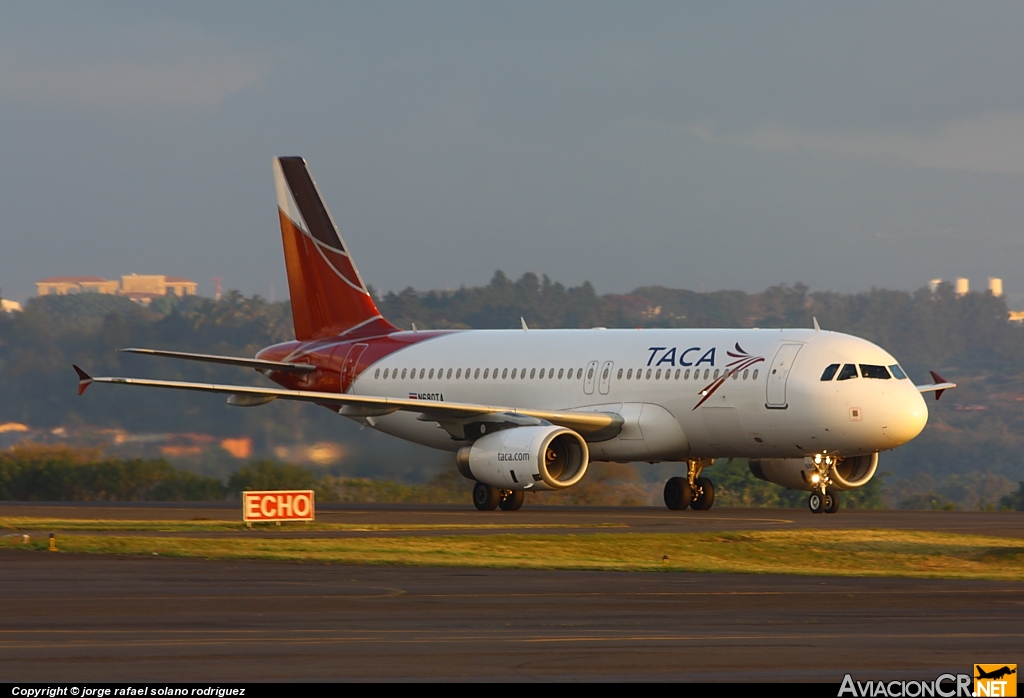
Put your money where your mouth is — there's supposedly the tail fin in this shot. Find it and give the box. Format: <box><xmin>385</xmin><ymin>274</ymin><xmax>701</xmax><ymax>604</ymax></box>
<box><xmin>273</xmin><ymin>157</ymin><xmax>398</xmax><ymax>340</ymax></box>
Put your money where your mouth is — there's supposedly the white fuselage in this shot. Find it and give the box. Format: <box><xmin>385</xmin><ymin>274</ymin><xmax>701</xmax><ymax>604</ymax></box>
<box><xmin>350</xmin><ymin>328</ymin><xmax>929</xmax><ymax>462</ymax></box>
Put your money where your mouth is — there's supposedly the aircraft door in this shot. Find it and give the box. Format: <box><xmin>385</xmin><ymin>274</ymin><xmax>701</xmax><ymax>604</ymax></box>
<box><xmin>765</xmin><ymin>343</ymin><xmax>803</xmax><ymax>409</ymax></box>
<box><xmin>598</xmin><ymin>361</ymin><xmax>614</xmax><ymax>395</ymax></box>
<box><xmin>583</xmin><ymin>360</ymin><xmax>599</xmax><ymax>395</ymax></box>
<box><xmin>340</xmin><ymin>343</ymin><xmax>369</xmax><ymax>392</ymax></box>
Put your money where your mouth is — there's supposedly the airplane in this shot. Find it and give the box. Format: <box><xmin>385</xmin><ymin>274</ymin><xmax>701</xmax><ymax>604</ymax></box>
<box><xmin>73</xmin><ymin>156</ymin><xmax>957</xmax><ymax>514</ymax></box>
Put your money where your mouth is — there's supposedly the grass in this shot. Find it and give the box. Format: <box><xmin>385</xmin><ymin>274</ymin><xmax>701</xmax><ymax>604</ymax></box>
<box><xmin>3</xmin><ymin>528</ymin><xmax>1023</xmax><ymax>580</ymax></box>
<box><xmin>0</xmin><ymin>517</ymin><xmax>624</xmax><ymax>532</ymax></box>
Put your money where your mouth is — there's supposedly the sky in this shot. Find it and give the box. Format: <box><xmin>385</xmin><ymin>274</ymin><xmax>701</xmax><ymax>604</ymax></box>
<box><xmin>2</xmin><ymin>2</ymin><xmax>1023</xmax><ymax>304</ymax></box>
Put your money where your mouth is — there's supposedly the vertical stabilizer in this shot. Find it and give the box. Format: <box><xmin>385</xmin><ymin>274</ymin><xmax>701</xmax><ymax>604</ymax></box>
<box><xmin>273</xmin><ymin>157</ymin><xmax>398</xmax><ymax>340</ymax></box>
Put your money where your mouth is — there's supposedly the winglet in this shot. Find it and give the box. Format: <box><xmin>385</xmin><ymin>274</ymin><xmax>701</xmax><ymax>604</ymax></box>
<box><xmin>73</xmin><ymin>365</ymin><xmax>93</xmax><ymax>395</ymax></box>
<box><xmin>521</xmin><ymin>317</ymin><xmax>529</xmax><ymax>331</ymax></box>
<box><xmin>813</xmin><ymin>316</ymin><xmax>821</xmax><ymax>332</ymax></box>
<box><xmin>930</xmin><ymin>370</ymin><xmax>949</xmax><ymax>400</ymax></box>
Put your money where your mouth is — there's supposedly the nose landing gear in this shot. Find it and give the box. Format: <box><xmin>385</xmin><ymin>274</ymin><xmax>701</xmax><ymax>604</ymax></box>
<box><xmin>809</xmin><ymin>490</ymin><xmax>840</xmax><ymax>514</ymax></box>
<box><xmin>806</xmin><ymin>454</ymin><xmax>841</xmax><ymax>514</ymax></box>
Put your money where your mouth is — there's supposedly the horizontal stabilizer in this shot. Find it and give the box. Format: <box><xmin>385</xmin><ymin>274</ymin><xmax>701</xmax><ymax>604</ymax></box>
<box><xmin>916</xmin><ymin>371</ymin><xmax>957</xmax><ymax>400</ymax></box>
<box><xmin>119</xmin><ymin>348</ymin><xmax>316</xmax><ymax>374</ymax></box>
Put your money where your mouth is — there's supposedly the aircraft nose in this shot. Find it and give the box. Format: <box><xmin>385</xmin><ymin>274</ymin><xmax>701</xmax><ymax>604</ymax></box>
<box><xmin>881</xmin><ymin>385</ymin><xmax>928</xmax><ymax>446</ymax></box>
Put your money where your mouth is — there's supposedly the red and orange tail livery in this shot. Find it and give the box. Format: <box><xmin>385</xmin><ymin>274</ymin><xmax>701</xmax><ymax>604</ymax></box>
<box><xmin>273</xmin><ymin>157</ymin><xmax>398</xmax><ymax>341</ymax></box>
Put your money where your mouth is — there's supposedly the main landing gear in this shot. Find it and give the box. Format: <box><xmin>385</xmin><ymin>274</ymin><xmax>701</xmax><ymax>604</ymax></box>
<box><xmin>472</xmin><ymin>482</ymin><xmax>524</xmax><ymax>511</ymax></box>
<box><xmin>664</xmin><ymin>460</ymin><xmax>716</xmax><ymax>511</ymax></box>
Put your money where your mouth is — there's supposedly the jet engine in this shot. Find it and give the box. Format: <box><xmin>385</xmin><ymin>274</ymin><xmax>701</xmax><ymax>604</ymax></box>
<box><xmin>749</xmin><ymin>453</ymin><xmax>878</xmax><ymax>491</ymax></box>
<box><xmin>456</xmin><ymin>425</ymin><xmax>589</xmax><ymax>491</ymax></box>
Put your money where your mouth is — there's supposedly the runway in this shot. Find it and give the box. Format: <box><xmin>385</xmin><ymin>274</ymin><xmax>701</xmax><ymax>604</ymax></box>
<box><xmin>3</xmin><ymin>505</ymin><xmax>1022</xmax><ymax>681</ymax></box>
<box><xmin>3</xmin><ymin>501</ymin><xmax>1024</xmax><ymax>538</ymax></box>
<box><xmin>1</xmin><ymin>548</ymin><xmax>1022</xmax><ymax>682</ymax></box>
<box><xmin>2</xmin><ymin>504</ymin><xmax>1024</xmax><ymax>681</ymax></box>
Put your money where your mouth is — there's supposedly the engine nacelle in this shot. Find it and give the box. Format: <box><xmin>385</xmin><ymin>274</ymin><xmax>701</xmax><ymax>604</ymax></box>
<box><xmin>749</xmin><ymin>453</ymin><xmax>879</xmax><ymax>491</ymax></box>
<box><xmin>456</xmin><ymin>426</ymin><xmax>589</xmax><ymax>491</ymax></box>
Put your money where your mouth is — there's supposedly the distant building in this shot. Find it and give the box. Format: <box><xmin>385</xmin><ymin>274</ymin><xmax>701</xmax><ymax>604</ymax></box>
<box><xmin>955</xmin><ymin>278</ymin><xmax>970</xmax><ymax>296</ymax></box>
<box><xmin>988</xmin><ymin>277</ymin><xmax>1003</xmax><ymax>297</ymax></box>
<box><xmin>1</xmin><ymin>298</ymin><xmax>21</xmax><ymax>313</ymax></box>
<box><xmin>928</xmin><ymin>278</ymin><xmax>943</xmax><ymax>293</ymax></box>
<box><xmin>35</xmin><ymin>274</ymin><xmax>198</xmax><ymax>304</ymax></box>
<box><xmin>36</xmin><ymin>276</ymin><xmax>119</xmax><ymax>296</ymax></box>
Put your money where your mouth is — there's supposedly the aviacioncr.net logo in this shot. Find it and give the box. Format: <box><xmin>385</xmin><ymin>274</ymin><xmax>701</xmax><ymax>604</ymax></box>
<box><xmin>839</xmin><ymin>673</ymin><xmax>972</xmax><ymax>697</ymax></box>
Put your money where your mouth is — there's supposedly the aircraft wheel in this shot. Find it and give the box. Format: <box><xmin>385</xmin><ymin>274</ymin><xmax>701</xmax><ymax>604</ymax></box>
<box><xmin>498</xmin><ymin>489</ymin><xmax>525</xmax><ymax>511</ymax></box>
<box><xmin>808</xmin><ymin>491</ymin><xmax>824</xmax><ymax>514</ymax></box>
<box><xmin>690</xmin><ymin>477</ymin><xmax>716</xmax><ymax>511</ymax></box>
<box><xmin>824</xmin><ymin>491</ymin><xmax>840</xmax><ymax>514</ymax></box>
<box><xmin>473</xmin><ymin>482</ymin><xmax>500</xmax><ymax>511</ymax></box>
<box><xmin>664</xmin><ymin>477</ymin><xmax>693</xmax><ymax>510</ymax></box>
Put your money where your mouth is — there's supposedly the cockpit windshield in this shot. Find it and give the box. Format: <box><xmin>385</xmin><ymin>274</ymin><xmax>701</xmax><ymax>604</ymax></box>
<box><xmin>889</xmin><ymin>364</ymin><xmax>908</xmax><ymax>379</ymax></box>
<box><xmin>837</xmin><ymin>364</ymin><xmax>858</xmax><ymax>381</ymax></box>
<box><xmin>820</xmin><ymin>364</ymin><xmax>840</xmax><ymax>381</ymax></box>
<box><xmin>859</xmin><ymin>364</ymin><xmax>891</xmax><ymax>379</ymax></box>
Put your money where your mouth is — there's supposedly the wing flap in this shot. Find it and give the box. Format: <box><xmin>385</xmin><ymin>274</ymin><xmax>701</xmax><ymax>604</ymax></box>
<box><xmin>75</xmin><ymin>371</ymin><xmax>622</xmax><ymax>438</ymax></box>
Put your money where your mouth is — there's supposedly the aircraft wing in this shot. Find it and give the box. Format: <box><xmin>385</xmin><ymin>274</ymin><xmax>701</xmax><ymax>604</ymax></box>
<box><xmin>915</xmin><ymin>371</ymin><xmax>957</xmax><ymax>400</ymax></box>
<box><xmin>118</xmin><ymin>348</ymin><xmax>317</xmax><ymax>374</ymax></box>
<box><xmin>72</xmin><ymin>366</ymin><xmax>622</xmax><ymax>439</ymax></box>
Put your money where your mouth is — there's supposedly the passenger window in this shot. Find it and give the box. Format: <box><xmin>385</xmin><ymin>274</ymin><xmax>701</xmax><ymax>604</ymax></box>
<box><xmin>522</xmin><ymin>368</ymin><xmax>527</xmax><ymax>380</ymax></box>
<box><xmin>474</xmin><ymin>368</ymin><xmax>480</xmax><ymax>379</ymax></box>
<box><xmin>713</xmin><ymin>369</ymin><xmax>720</xmax><ymax>380</ymax></box>
<box><xmin>752</xmin><ymin>369</ymin><xmax>759</xmax><ymax>380</ymax></box>
<box><xmin>420</xmin><ymin>369</ymin><xmax>426</xmax><ymax>379</ymax></box>
<box><xmin>617</xmin><ymin>369</ymin><xmax>623</xmax><ymax>379</ymax></box>
<box><xmin>557</xmin><ymin>369</ymin><xmax>563</xmax><ymax>379</ymax></box>
<box><xmin>383</xmin><ymin>369</ymin><xmax>389</xmax><ymax>379</ymax></box>
<box><xmin>603</xmin><ymin>368</ymin><xmax>610</xmax><ymax>380</ymax></box>
<box><xmin>428</xmin><ymin>369</ymin><xmax>435</xmax><ymax>379</ymax></box>
<box><xmin>530</xmin><ymin>368</ymin><xmax>536</xmax><ymax>379</ymax></box>
<box><xmin>646</xmin><ymin>369</ymin><xmax>652</xmax><ymax>380</ymax></box>
<box><xmin>577</xmin><ymin>368</ymin><xmax>583</xmax><ymax>379</ymax></box>
<box><xmin>860</xmin><ymin>364</ymin><xmax>891</xmax><ymax>379</ymax></box>
<box><xmin>889</xmin><ymin>364</ymin><xmax>907</xmax><ymax>380</ymax></box>
<box><xmin>375</xmin><ymin>369</ymin><xmax>380</xmax><ymax>379</ymax></box>
<box><xmin>456</xmin><ymin>369</ymin><xmax>462</xmax><ymax>379</ymax></box>
<box><xmin>549</xmin><ymin>368</ymin><xmax>554</xmax><ymax>379</ymax></box>
<box><xmin>703</xmin><ymin>369</ymin><xmax>710</xmax><ymax>380</ymax></box>
<box><xmin>626</xmin><ymin>369</ymin><xmax>633</xmax><ymax>380</ymax></box>
<box><xmin>821</xmin><ymin>364</ymin><xmax>840</xmax><ymax>381</ymax></box>
<box><xmin>742</xmin><ymin>369</ymin><xmax>748</xmax><ymax>380</ymax></box>
<box><xmin>655</xmin><ymin>369</ymin><xmax>662</xmax><ymax>379</ymax></box>
<box><xmin>837</xmin><ymin>364</ymin><xmax>858</xmax><ymax>381</ymax></box>
<box><xmin>401</xmin><ymin>369</ymin><xmax>408</xmax><ymax>379</ymax></box>
<box><xmin>684</xmin><ymin>369</ymin><xmax>690</xmax><ymax>379</ymax></box>
<box><xmin>447</xmin><ymin>368</ymin><xmax>453</xmax><ymax>379</ymax></box>
<box><xmin>539</xmin><ymin>368</ymin><xmax>545</xmax><ymax>379</ymax></box>
<box><xmin>502</xmin><ymin>368</ymin><xmax>508</xmax><ymax>379</ymax></box>
<box><xmin>587</xmin><ymin>367</ymin><xmax>594</xmax><ymax>380</ymax></box>
<box><xmin>511</xmin><ymin>369</ymin><xmax>517</xmax><ymax>379</ymax></box>
<box><xmin>731</xmin><ymin>370</ymin><xmax>738</xmax><ymax>380</ymax></box>
<box><xmin>675</xmin><ymin>369</ymin><xmax>680</xmax><ymax>379</ymax></box>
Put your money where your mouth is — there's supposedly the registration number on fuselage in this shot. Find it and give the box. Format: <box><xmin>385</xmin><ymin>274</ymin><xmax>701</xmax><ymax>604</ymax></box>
<box><xmin>408</xmin><ymin>392</ymin><xmax>444</xmax><ymax>401</ymax></box>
